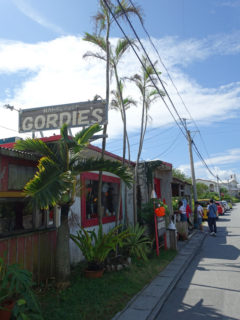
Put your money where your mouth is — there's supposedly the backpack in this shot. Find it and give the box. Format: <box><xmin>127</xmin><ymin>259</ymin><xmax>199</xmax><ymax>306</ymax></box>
<box><xmin>208</xmin><ymin>204</ymin><xmax>217</xmax><ymax>218</ymax></box>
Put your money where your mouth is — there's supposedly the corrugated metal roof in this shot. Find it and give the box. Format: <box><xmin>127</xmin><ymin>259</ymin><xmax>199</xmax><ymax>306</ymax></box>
<box><xmin>0</xmin><ymin>146</ymin><xmax>39</xmax><ymax>160</ymax></box>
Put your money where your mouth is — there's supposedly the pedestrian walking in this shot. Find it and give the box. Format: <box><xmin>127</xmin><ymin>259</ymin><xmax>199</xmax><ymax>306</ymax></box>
<box><xmin>196</xmin><ymin>201</ymin><xmax>203</xmax><ymax>231</ymax></box>
<box><xmin>207</xmin><ymin>199</ymin><xmax>217</xmax><ymax>236</ymax></box>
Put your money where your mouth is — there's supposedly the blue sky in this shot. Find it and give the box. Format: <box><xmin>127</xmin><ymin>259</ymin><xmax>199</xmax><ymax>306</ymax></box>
<box><xmin>0</xmin><ymin>0</ymin><xmax>240</xmax><ymax>183</ymax></box>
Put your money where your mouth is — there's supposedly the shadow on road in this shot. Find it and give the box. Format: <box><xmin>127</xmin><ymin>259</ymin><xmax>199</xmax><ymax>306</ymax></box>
<box><xmin>172</xmin><ymin>298</ymin><xmax>238</xmax><ymax>320</ymax></box>
<box><xmin>157</xmin><ymin>207</ymin><xmax>240</xmax><ymax>319</ymax></box>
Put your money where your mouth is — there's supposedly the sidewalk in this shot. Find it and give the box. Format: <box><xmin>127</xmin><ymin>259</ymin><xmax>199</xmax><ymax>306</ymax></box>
<box><xmin>112</xmin><ymin>230</ymin><xmax>207</xmax><ymax>320</ymax></box>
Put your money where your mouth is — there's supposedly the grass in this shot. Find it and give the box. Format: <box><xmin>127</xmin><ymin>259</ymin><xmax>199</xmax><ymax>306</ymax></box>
<box><xmin>39</xmin><ymin>250</ymin><xmax>177</xmax><ymax>320</ymax></box>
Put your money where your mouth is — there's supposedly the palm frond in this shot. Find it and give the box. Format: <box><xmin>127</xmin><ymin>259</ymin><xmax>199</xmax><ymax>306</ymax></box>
<box><xmin>74</xmin><ymin>124</ymin><xmax>102</xmax><ymax>146</ymax></box>
<box><xmin>83</xmin><ymin>51</ymin><xmax>106</xmax><ymax>62</ymax></box>
<box><xmin>72</xmin><ymin>158</ymin><xmax>133</xmax><ymax>188</ymax></box>
<box><xmin>115</xmin><ymin>38</ymin><xmax>136</xmax><ymax>63</ymax></box>
<box><xmin>83</xmin><ymin>33</ymin><xmax>107</xmax><ymax>52</ymax></box>
<box><xmin>14</xmin><ymin>138</ymin><xmax>58</xmax><ymax>163</ymax></box>
<box><xmin>114</xmin><ymin>0</ymin><xmax>144</xmax><ymax>25</ymax></box>
<box><xmin>24</xmin><ymin>157</ymin><xmax>71</xmax><ymax>208</ymax></box>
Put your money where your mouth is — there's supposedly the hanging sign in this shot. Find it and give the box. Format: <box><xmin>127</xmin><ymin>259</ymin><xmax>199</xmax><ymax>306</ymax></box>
<box><xmin>19</xmin><ymin>100</ymin><xmax>107</xmax><ymax>133</ymax></box>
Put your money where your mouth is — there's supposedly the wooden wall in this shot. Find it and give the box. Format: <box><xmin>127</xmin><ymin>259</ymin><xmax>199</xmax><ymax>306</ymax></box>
<box><xmin>0</xmin><ymin>229</ymin><xmax>56</xmax><ymax>283</ymax></box>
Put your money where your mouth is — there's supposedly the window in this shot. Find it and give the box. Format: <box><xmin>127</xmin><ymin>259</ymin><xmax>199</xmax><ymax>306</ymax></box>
<box><xmin>0</xmin><ymin>199</ymin><xmax>55</xmax><ymax>237</ymax></box>
<box><xmin>8</xmin><ymin>164</ymin><xmax>36</xmax><ymax>190</ymax></box>
<box><xmin>0</xmin><ymin>199</ymin><xmax>33</xmax><ymax>235</ymax></box>
<box><xmin>81</xmin><ymin>172</ymin><xmax>121</xmax><ymax>227</ymax></box>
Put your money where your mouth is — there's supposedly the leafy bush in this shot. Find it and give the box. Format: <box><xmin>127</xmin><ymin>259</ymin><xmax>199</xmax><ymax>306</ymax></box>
<box><xmin>0</xmin><ymin>257</ymin><xmax>43</xmax><ymax>319</ymax></box>
<box><xmin>70</xmin><ymin>225</ymin><xmax>130</xmax><ymax>270</ymax></box>
<box><xmin>123</xmin><ymin>224</ymin><xmax>152</xmax><ymax>261</ymax></box>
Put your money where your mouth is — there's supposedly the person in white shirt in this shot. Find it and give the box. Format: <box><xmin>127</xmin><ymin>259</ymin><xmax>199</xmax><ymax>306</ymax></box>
<box><xmin>178</xmin><ymin>201</ymin><xmax>187</xmax><ymax>222</ymax></box>
<box><xmin>196</xmin><ymin>201</ymin><xmax>203</xmax><ymax>231</ymax></box>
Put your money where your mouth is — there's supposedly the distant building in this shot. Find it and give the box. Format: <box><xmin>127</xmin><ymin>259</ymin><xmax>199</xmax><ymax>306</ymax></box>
<box><xmin>196</xmin><ymin>178</ymin><xmax>219</xmax><ymax>194</ymax></box>
<box><xmin>219</xmin><ymin>174</ymin><xmax>240</xmax><ymax>198</ymax></box>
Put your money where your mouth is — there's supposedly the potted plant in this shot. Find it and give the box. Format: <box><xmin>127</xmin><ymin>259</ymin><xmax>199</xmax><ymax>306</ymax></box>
<box><xmin>70</xmin><ymin>225</ymin><xmax>129</xmax><ymax>278</ymax></box>
<box><xmin>0</xmin><ymin>257</ymin><xmax>43</xmax><ymax>320</ymax></box>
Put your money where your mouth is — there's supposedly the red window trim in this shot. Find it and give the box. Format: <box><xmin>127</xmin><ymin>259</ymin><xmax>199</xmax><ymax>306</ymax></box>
<box><xmin>81</xmin><ymin>172</ymin><xmax>122</xmax><ymax>228</ymax></box>
<box><xmin>154</xmin><ymin>178</ymin><xmax>161</xmax><ymax>199</ymax></box>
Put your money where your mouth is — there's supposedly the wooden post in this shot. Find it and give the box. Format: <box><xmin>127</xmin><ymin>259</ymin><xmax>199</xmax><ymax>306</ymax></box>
<box><xmin>154</xmin><ymin>208</ymin><xmax>159</xmax><ymax>256</ymax></box>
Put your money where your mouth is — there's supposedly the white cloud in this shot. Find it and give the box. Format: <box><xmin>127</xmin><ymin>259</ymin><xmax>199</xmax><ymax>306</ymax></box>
<box><xmin>0</xmin><ymin>34</ymin><xmax>239</xmax><ymax>153</ymax></box>
<box><xmin>218</xmin><ymin>0</ymin><xmax>240</xmax><ymax>8</ymax></box>
<box><xmin>11</xmin><ymin>0</ymin><xmax>65</xmax><ymax>34</ymax></box>
<box><xmin>178</xmin><ymin>148</ymin><xmax>240</xmax><ymax>181</ymax></box>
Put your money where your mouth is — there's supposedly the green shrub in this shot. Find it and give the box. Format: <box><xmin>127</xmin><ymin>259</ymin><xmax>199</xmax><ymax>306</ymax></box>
<box><xmin>0</xmin><ymin>257</ymin><xmax>43</xmax><ymax>319</ymax></box>
<box><xmin>123</xmin><ymin>224</ymin><xmax>152</xmax><ymax>261</ymax></box>
<box><xmin>70</xmin><ymin>225</ymin><xmax>130</xmax><ymax>270</ymax></box>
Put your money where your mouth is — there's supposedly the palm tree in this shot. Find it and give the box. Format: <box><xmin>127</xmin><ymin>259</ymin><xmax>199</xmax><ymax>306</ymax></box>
<box><xmin>128</xmin><ymin>56</ymin><xmax>165</xmax><ymax>224</ymax></box>
<box><xmin>111</xmin><ymin>81</ymin><xmax>137</xmax><ymax>163</ymax></box>
<box><xmin>85</xmin><ymin>0</ymin><xmax>142</xmax><ymax>225</ymax></box>
<box><xmin>84</xmin><ymin>36</ymin><xmax>138</xmax><ymax>226</ymax></box>
<box><xmin>14</xmin><ymin>124</ymin><xmax>132</xmax><ymax>283</ymax></box>
<box><xmin>111</xmin><ymin>81</ymin><xmax>137</xmax><ymax>226</ymax></box>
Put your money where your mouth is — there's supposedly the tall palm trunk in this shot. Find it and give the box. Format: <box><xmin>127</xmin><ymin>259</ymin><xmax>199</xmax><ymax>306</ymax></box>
<box><xmin>133</xmin><ymin>88</ymin><xmax>146</xmax><ymax>225</ymax></box>
<box><xmin>113</xmin><ymin>64</ymin><xmax>127</xmax><ymax>227</ymax></box>
<box><xmin>97</xmin><ymin>14</ymin><xmax>110</xmax><ymax>227</ymax></box>
<box><xmin>56</xmin><ymin>204</ymin><xmax>71</xmax><ymax>282</ymax></box>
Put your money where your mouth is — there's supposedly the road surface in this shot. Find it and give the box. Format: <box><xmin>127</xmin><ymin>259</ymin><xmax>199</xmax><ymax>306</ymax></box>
<box><xmin>155</xmin><ymin>203</ymin><xmax>240</xmax><ymax>320</ymax></box>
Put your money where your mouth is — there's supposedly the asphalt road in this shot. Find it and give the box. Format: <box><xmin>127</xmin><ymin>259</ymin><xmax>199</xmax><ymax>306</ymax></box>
<box><xmin>155</xmin><ymin>203</ymin><xmax>240</xmax><ymax>320</ymax></box>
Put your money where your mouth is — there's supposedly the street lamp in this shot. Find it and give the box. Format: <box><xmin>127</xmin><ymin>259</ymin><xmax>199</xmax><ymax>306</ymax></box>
<box><xmin>3</xmin><ymin>104</ymin><xmax>20</xmax><ymax>112</ymax></box>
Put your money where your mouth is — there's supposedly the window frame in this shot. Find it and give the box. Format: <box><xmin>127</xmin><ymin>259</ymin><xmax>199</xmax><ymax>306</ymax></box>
<box><xmin>81</xmin><ymin>172</ymin><xmax>121</xmax><ymax>228</ymax></box>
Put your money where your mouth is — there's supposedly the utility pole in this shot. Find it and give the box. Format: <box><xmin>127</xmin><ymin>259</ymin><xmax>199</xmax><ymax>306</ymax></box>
<box><xmin>182</xmin><ymin>119</ymin><xmax>198</xmax><ymax>219</ymax></box>
<box><xmin>216</xmin><ymin>175</ymin><xmax>221</xmax><ymax>199</ymax></box>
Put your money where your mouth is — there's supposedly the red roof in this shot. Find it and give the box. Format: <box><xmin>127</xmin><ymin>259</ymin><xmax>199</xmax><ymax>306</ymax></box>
<box><xmin>0</xmin><ymin>135</ymin><xmax>136</xmax><ymax>165</ymax></box>
<box><xmin>0</xmin><ymin>135</ymin><xmax>171</xmax><ymax>168</ymax></box>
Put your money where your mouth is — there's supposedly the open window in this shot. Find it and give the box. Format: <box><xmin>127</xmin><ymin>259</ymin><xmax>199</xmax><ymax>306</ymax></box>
<box><xmin>81</xmin><ymin>172</ymin><xmax>121</xmax><ymax>227</ymax></box>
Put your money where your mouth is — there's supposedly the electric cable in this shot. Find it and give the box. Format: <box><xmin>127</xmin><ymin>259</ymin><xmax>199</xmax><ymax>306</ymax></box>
<box><xmin>150</xmin><ymin>134</ymin><xmax>181</xmax><ymax>159</ymax></box>
<box><xmin>102</xmin><ymin>0</ymin><xmax>188</xmax><ymax>141</ymax></box>
<box><xmin>103</xmin><ymin>0</ymin><xmax>229</xmax><ymax>181</ymax></box>
<box><xmin>128</xmin><ymin>0</ymin><xmax>219</xmax><ymax>178</ymax></box>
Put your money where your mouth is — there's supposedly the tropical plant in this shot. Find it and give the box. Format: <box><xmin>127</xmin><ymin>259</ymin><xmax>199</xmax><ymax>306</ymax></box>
<box><xmin>139</xmin><ymin>199</ymin><xmax>169</xmax><ymax>239</ymax></box>
<box><xmin>128</xmin><ymin>56</ymin><xmax>164</xmax><ymax>224</ymax></box>
<box><xmin>70</xmin><ymin>224</ymin><xmax>129</xmax><ymax>271</ymax></box>
<box><xmin>14</xmin><ymin>124</ymin><xmax>132</xmax><ymax>283</ymax></box>
<box><xmin>0</xmin><ymin>257</ymin><xmax>43</xmax><ymax>319</ymax></box>
<box><xmin>84</xmin><ymin>0</ymin><xmax>142</xmax><ymax>226</ymax></box>
<box><xmin>84</xmin><ymin>36</ymin><xmax>135</xmax><ymax>227</ymax></box>
<box><xmin>172</xmin><ymin>168</ymin><xmax>192</xmax><ymax>184</ymax></box>
<box><xmin>196</xmin><ymin>182</ymin><xmax>209</xmax><ymax>198</ymax></box>
<box><xmin>123</xmin><ymin>224</ymin><xmax>152</xmax><ymax>261</ymax></box>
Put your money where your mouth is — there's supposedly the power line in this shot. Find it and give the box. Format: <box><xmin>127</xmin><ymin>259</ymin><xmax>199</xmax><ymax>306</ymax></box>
<box><xmin>107</xmin><ymin>125</ymin><xmax>175</xmax><ymax>149</ymax></box>
<box><xmin>104</xmin><ymin>0</ymin><xmax>221</xmax><ymax>181</ymax></box>
<box><xmin>128</xmin><ymin>0</ymin><xmax>219</xmax><ymax>179</ymax></box>
<box><xmin>102</xmin><ymin>0</ymin><xmax>188</xmax><ymax>141</ymax></box>
<box><xmin>150</xmin><ymin>134</ymin><xmax>181</xmax><ymax>159</ymax></box>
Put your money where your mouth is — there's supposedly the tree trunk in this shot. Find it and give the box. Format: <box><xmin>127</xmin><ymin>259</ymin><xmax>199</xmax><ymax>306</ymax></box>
<box><xmin>114</xmin><ymin>64</ymin><xmax>126</xmax><ymax>227</ymax></box>
<box><xmin>97</xmin><ymin>10</ymin><xmax>110</xmax><ymax>227</ymax></box>
<box><xmin>133</xmin><ymin>90</ymin><xmax>146</xmax><ymax>225</ymax></box>
<box><xmin>56</xmin><ymin>204</ymin><xmax>71</xmax><ymax>283</ymax></box>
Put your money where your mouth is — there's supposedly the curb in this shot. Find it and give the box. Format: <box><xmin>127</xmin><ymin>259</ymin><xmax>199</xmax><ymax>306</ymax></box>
<box><xmin>112</xmin><ymin>230</ymin><xmax>207</xmax><ymax>320</ymax></box>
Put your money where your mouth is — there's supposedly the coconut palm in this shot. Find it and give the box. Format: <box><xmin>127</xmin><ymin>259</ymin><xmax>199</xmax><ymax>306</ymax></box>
<box><xmin>14</xmin><ymin>124</ymin><xmax>132</xmax><ymax>283</ymax></box>
<box><xmin>128</xmin><ymin>56</ymin><xmax>165</xmax><ymax>224</ymax></box>
<box><xmin>85</xmin><ymin>0</ymin><xmax>142</xmax><ymax>225</ymax></box>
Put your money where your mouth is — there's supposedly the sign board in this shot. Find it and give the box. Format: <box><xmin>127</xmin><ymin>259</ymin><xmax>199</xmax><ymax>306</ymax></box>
<box><xmin>19</xmin><ymin>100</ymin><xmax>107</xmax><ymax>133</ymax></box>
<box><xmin>157</xmin><ymin>217</ymin><xmax>166</xmax><ymax>236</ymax></box>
